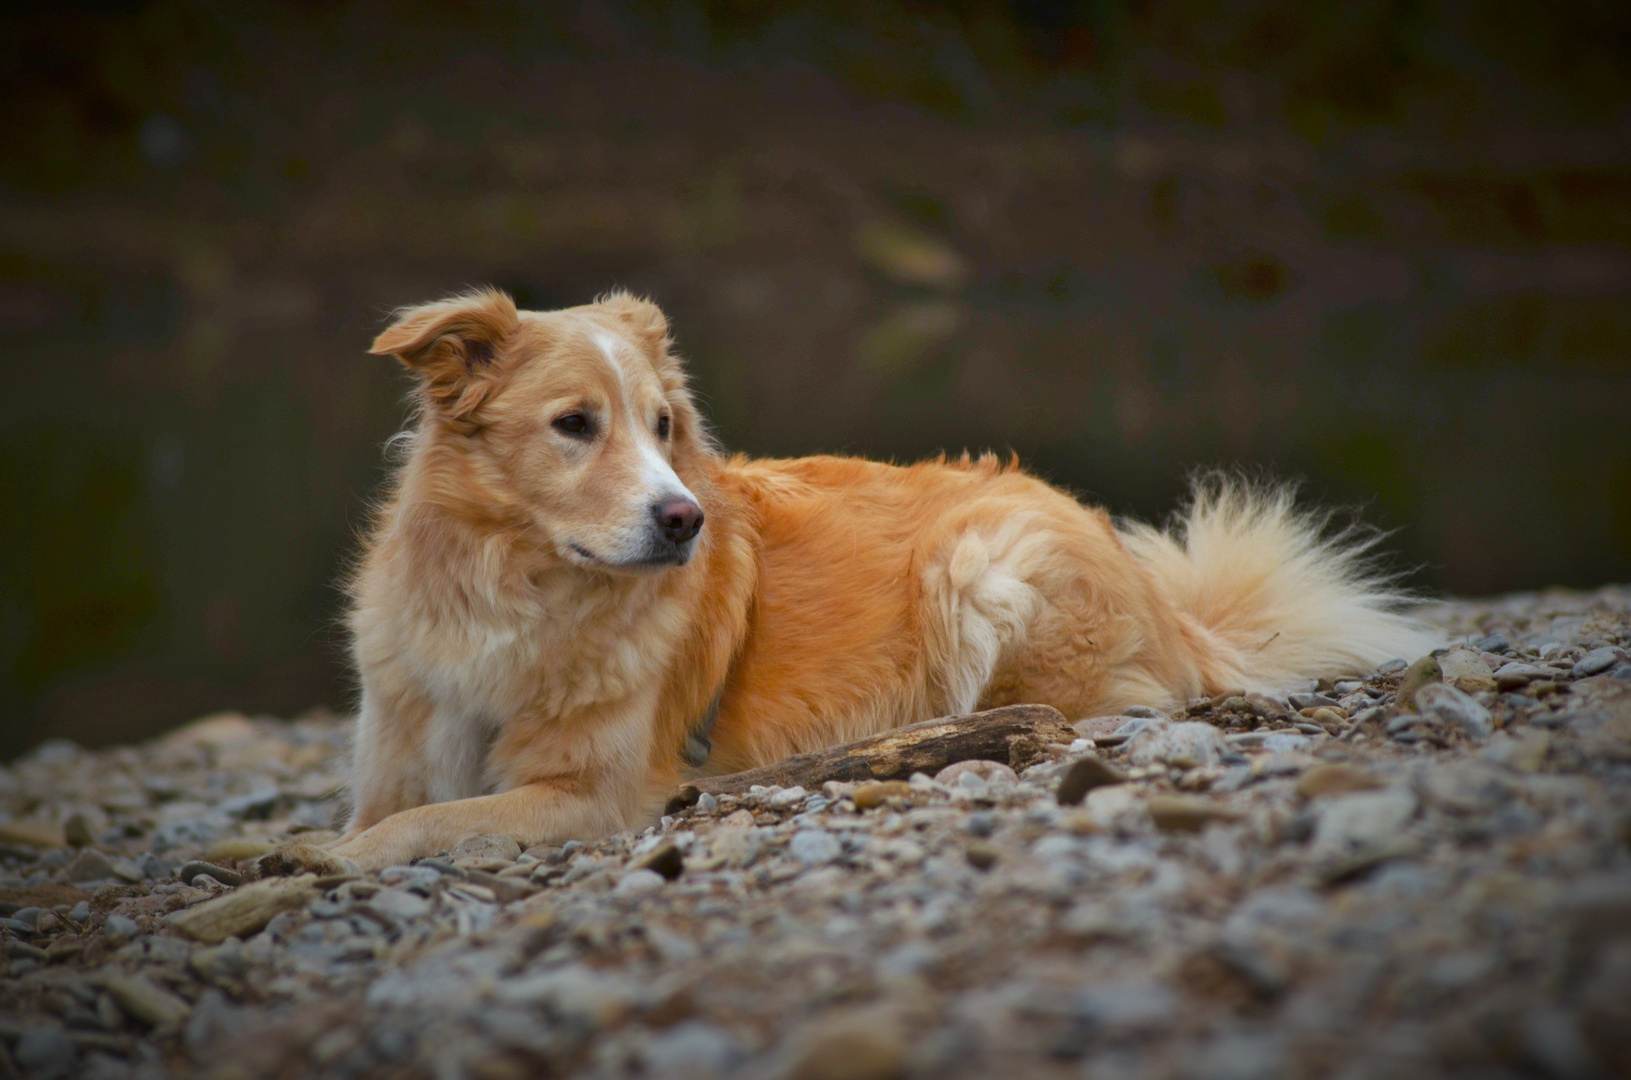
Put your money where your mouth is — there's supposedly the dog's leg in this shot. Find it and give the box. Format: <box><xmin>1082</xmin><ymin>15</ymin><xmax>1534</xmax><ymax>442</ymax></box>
<box><xmin>922</xmin><ymin>515</ymin><xmax>1050</xmax><ymax>715</ymax></box>
<box><xmin>324</xmin><ymin>777</ymin><xmax>629</xmax><ymax>870</ymax></box>
<box><xmin>343</xmin><ymin>685</ymin><xmax>433</xmax><ymax>837</ymax></box>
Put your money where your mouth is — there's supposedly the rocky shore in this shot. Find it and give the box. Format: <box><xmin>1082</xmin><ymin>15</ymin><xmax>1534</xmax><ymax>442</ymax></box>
<box><xmin>3</xmin><ymin>588</ymin><xmax>1630</xmax><ymax>1080</ymax></box>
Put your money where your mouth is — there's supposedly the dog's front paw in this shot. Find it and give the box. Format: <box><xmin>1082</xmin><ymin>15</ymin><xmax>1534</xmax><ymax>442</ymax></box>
<box><xmin>251</xmin><ymin>842</ymin><xmax>360</xmax><ymax>880</ymax></box>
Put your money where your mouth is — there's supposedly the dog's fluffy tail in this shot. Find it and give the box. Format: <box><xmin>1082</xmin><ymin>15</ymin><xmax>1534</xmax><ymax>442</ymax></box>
<box><xmin>1118</xmin><ymin>475</ymin><xmax>1439</xmax><ymax>694</ymax></box>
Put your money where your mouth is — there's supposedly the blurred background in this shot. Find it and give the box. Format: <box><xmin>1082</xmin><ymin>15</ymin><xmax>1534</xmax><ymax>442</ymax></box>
<box><xmin>2</xmin><ymin>0</ymin><xmax>1629</xmax><ymax>758</ymax></box>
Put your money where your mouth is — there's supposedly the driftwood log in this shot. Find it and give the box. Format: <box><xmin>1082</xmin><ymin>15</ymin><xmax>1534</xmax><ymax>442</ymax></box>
<box><xmin>666</xmin><ymin>703</ymin><xmax>1074</xmax><ymax>814</ymax></box>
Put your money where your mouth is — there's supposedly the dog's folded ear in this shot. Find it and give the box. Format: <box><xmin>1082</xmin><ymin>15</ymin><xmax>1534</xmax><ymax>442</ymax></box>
<box><xmin>371</xmin><ymin>289</ymin><xmax>520</xmax><ymax>427</ymax></box>
<box><xmin>599</xmin><ymin>291</ymin><xmax>670</xmax><ymax>352</ymax></box>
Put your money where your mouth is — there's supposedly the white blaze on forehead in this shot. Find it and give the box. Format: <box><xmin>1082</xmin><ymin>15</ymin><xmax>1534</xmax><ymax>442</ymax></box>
<box><xmin>592</xmin><ymin>331</ymin><xmax>629</xmax><ymax>391</ymax></box>
<box><xmin>591</xmin><ymin>329</ymin><xmax>697</xmax><ymax>507</ymax></box>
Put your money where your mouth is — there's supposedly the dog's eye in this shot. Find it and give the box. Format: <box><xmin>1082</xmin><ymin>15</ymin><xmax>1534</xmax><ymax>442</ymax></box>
<box><xmin>656</xmin><ymin>414</ymin><xmax>670</xmax><ymax>439</ymax></box>
<box><xmin>553</xmin><ymin>413</ymin><xmax>593</xmax><ymax>438</ymax></box>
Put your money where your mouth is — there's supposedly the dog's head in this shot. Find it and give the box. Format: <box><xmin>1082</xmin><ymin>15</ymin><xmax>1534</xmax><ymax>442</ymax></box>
<box><xmin>372</xmin><ymin>289</ymin><xmax>710</xmax><ymax>573</ymax></box>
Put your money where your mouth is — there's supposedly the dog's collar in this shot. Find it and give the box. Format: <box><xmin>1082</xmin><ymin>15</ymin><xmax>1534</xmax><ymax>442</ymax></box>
<box><xmin>680</xmin><ymin>688</ymin><xmax>724</xmax><ymax>768</ymax></box>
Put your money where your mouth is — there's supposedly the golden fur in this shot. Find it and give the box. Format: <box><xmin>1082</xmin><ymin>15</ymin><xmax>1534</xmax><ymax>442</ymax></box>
<box><xmin>327</xmin><ymin>289</ymin><xmax>1434</xmax><ymax>869</ymax></box>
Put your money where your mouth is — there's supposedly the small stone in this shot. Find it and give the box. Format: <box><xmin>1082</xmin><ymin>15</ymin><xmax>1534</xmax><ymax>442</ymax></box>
<box><xmin>1147</xmin><ymin>795</ymin><xmax>1241</xmax><ymax>832</ymax></box>
<box><xmin>180</xmin><ymin>861</ymin><xmax>244</xmax><ymax>888</ymax></box>
<box><xmin>0</xmin><ymin>817</ymin><xmax>68</xmax><ymax>849</ymax></box>
<box><xmin>1261</xmin><ymin>733</ymin><xmax>1313</xmax><ymax>753</ymax></box>
<box><xmin>1575</xmin><ymin>648</ymin><xmax>1622</xmax><ymax>678</ymax></box>
<box><xmin>695</xmin><ymin>792</ymin><xmax>718</xmax><ymax>813</ymax></box>
<box><xmin>934</xmin><ymin>760</ymin><xmax>1018</xmax><ymax>787</ymax></box>
<box><xmin>629</xmin><ymin>839</ymin><xmax>686</xmax><ymax>881</ymax></box>
<box><xmin>104</xmin><ymin>913</ymin><xmax>141</xmax><ymax>940</ymax></box>
<box><xmin>450</xmin><ymin>834</ymin><xmax>522</xmax><ymax>862</ymax></box>
<box><xmin>852</xmin><ymin>781</ymin><xmax>912</xmax><ymax>809</ymax></box>
<box><xmin>1296</xmin><ymin>764</ymin><xmax>1385</xmax><ymax>799</ymax></box>
<box><xmin>785</xmin><ymin>1008</ymin><xmax>908</xmax><ymax>1080</ymax></box>
<box><xmin>768</xmin><ymin>785</ymin><xmax>809</xmax><ymax>808</ymax></box>
<box><xmin>640</xmin><ymin>1020</ymin><xmax>742</xmax><ymax>1078</ymax></box>
<box><xmin>368</xmin><ymin>887</ymin><xmax>432</xmax><ymax>921</ymax></box>
<box><xmin>168</xmin><ymin>874</ymin><xmax>319</xmax><ymax>943</ymax></box>
<box><xmin>1475</xmin><ymin>633</ymin><xmax>1510</xmax><ymax>653</ymax></box>
<box><xmin>966</xmin><ymin>812</ymin><xmax>996</xmax><ymax>837</ymax></box>
<box><xmin>1125</xmin><ymin>722</ymin><xmax>1228</xmax><ymax>768</ymax></box>
<box><xmin>1485</xmin><ymin>729</ymin><xmax>1552</xmax><ymax>772</ymax></box>
<box><xmin>964</xmin><ymin>841</ymin><xmax>1000</xmax><ymax>870</ymax></box>
<box><xmin>61</xmin><ymin>848</ymin><xmax>117</xmax><ymax>883</ymax></box>
<box><xmin>1378</xmin><ymin>658</ymin><xmax>1409</xmax><ymax>674</ymax></box>
<box><xmin>1415</xmin><ymin>683</ymin><xmax>1493</xmax><ymax>739</ymax></box>
<box><xmin>789</xmin><ymin>830</ymin><xmax>842</xmax><ymax>867</ymax></box>
<box><xmin>109</xmin><ymin>857</ymin><xmax>146</xmax><ymax>883</ymax></box>
<box><xmin>1495</xmin><ymin>662</ymin><xmax>1551</xmax><ymax>690</ymax></box>
<box><xmin>1396</xmin><ymin>656</ymin><xmax>1443</xmax><ymax>710</ymax></box>
<box><xmin>614</xmin><ymin>869</ymin><xmax>666</xmax><ymax>896</ymax></box>
<box><xmin>15</xmin><ymin>1025</ymin><xmax>77</xmax><ymax>1079</ymax></box>
<box><xmin>1307</xmin><ymin>707</ymin><xmax>1347</xmax><ymax>732</ymax></box>
<box><xmin>1438</xmin><ymin>647</ymin><xmax>1496</xmax><ymax>693</ymax></box>
<box><xmin>1313</xmin><ymin>789</ymin><xmax>1419</xmax><ymax>855</ymax></box>
<box><xmin>379</xmin><ymin>864</ymin><xmax>444</xmax><ymax>891</ymax></box>
<box><xmin>1054</xmin><ymin>757</ymin><xmax>1127</xmax><ymax>805</ymax></box>
<box><xmin>1289</xmin><ymin>692</ymin><xmax>1341</xmax><ymax>711</ymax></box>
<box><xmin>105</xmin><ymin>973</ymin><xmax>192</xmax><ymax>1028</ymax></box>
<box><xmin>63</xmin><ymin>812</ymin><xmax>97</xmax><ymax>847</ymax></box>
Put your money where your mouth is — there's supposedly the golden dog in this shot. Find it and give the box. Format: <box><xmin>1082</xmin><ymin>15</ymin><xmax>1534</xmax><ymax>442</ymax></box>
<box><xmin>323</xmin><ymin>288</ymin><xmax>1430</xmax><ymax>870</ymax></box>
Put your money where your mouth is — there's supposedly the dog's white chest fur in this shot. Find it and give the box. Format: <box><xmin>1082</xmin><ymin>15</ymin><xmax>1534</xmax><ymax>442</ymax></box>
<box><xmin>391</xmin><ymin>572</ymin><xmax>685</xmax><ymax>801</ymax></box>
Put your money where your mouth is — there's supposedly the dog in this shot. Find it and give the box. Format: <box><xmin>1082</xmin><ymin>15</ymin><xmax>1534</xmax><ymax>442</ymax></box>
<box><xmin>319</xmin><ymin>288</ymin><xmax>1432</xmax><ymax>870</ymax></box>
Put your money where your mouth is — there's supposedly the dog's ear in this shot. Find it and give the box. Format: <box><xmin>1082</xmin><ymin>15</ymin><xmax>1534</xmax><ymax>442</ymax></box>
<box><xmin>371</xmin><ymin>289</ymin><xmax>520</xmax><ymax>425</ymax></box>
<box><xmin>600</xmin><ymin>291</ymin><xmax>670</xmax><ymax>353</ymax></box>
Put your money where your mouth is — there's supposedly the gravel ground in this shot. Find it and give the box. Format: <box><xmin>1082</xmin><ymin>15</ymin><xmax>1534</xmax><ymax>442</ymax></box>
<box><xmin>3</xmin><ymin>588</ymin><xmax>1631</xmax><ymax>1080</ymax></box>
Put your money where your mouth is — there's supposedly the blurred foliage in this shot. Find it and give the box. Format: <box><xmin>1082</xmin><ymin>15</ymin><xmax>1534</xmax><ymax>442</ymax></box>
<box><xmin>1</xmin><ymin>0</ymin><xmax>1629</xmax><ymax>754</ymax></box>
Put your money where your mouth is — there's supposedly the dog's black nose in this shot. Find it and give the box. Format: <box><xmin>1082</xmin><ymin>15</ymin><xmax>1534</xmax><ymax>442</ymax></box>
<box><xmin>654</xmin><ymin>498</ymin><xmax>704</xmax><ymax>544</ymax></box>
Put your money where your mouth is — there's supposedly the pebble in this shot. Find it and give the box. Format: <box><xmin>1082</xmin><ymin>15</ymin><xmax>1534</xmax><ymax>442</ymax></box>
<box><xmin>1054</xmin><ymin>757</ymin><xmax>1127</xmax><ymax>805</ymax></box>
<box><xmin>104</xmin><ymin>973</ymin><xmax>192</xmax><ymax>1028</ymax></box>
<box><xmin>768</xmin><ymin>785</ymin><xmax>809</xmax><ymax>808</ymax></box>
<box><xmin>1395</xmin><ymin>655</ymin><xmax>1443</xmax><ymax>710</ymax></box>
<box><xmin>1475</xmin><ymin>633</ymin><xmax>1510</xmax><ymax>653</ymax></box>
<box><xmin>784</xmin><ymin>1008</ymin><xmax>908</xmax><ymax>1080</ymax></box>
<box><xmin>1295</xmin><ymin>764</ymin><xmax>1385</xmax><ymax>799</ymax></box>
<box><xmin>934</xmin><ymin>760</ymin><xmax>1018</xmax><ymax>787</ymax></box>
<box><xmin>1495</xmin><ymin>661</ymin><xmax>1552</xmax><ymax>689</ymax></box>
<box><xmin>14</xmin><ymin>1025</ymin><xmax>77</xmax><ymax>1079</ymax></box>
<box><xmin>789</xmin><ymin>830</ymin><xmax>842</xmax><ymax>867</ymax></box>
<box><xmin>60</xmin><ymin>848</ymin><xmax>116</xmax><ymax>883</ymax></box>
<box><xmin>104</xmin><ymin>914</ymin><xmax>141</xmax><ymax>938</ymax></box>
<box><xmin>641</xmin><ymin>1020</ymin><xmax>742</xmax><ymax>1078</ymax></box>
<box><xmin>1574</xmin><ymin>647</ymin><xmax>1621</xmax><ymax>677</ymax></box>
<box><xmin>1414</xmin><ymin>682</ymin><xmax>1494</xmax><ymax>738</ymax></box>
<box><xmin>368</xmin><ymin>888</ymin><xmax>432</xmax><ymax>922</ymax></box>
<box><xmin>614</xmin><ymin>869</ymin><xmax>667</xmax><ymax>896</ymax></box>
<box><xmin>1437</xmin><ymin>647</ymin><xmax>1496</xmax><ymax>692</ymax></box>
<box><xmin>852</xmin><ymin>780</ymin><xmax>912</xmax><ymax>809</ymax></box>
<box><xmin>1125</xmin><ymin>721</ymin><xmax>1229</xmax><ymax>768</ymax></box>
<box><xmin>1146</xmin><ymin>795</ymin><xmax>1241</xmax><ymax>832</ymax></box>
<box><xmin>628</xmin><ymin>839</ymin><xmax>686</xmax><ymax>880</ymax></box>
<box><xmin>379</xmin><ymin>864</ymin><xmax>443</xmax><ymax>892</ymax></box>
<box><xmin>1313</xmin><ymin>788</ymin><xmax>1419</xmax><ymax>854</ymax></box>
<box><xmin>180</xmin><ymin>860</ymin><xmax>244</xmax><ymax>887</ymax></box>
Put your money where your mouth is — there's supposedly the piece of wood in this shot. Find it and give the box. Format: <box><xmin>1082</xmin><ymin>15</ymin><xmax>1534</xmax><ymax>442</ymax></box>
<box><xmin>667</xmin><ymin>704</ymin><xmax>1074</xmax><ymax>813</ymax></box>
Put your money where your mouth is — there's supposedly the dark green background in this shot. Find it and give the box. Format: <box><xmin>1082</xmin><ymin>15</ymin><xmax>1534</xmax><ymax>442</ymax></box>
<box><xmin>3</xmin><ymin>1</ymin><xmax>1629</xmax><ymax>757</ymax></box>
